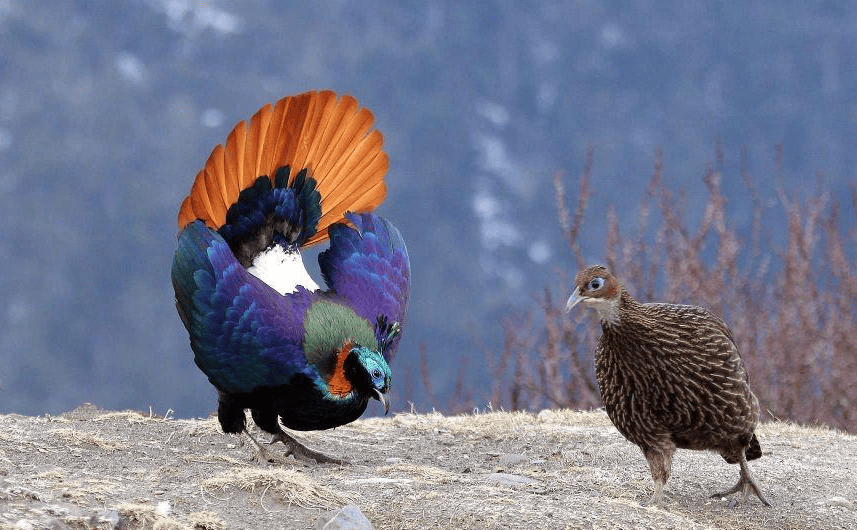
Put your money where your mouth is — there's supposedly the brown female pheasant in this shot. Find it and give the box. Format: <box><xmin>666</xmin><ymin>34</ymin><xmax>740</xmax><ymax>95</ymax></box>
<box><xmin>566</xmin><ymin>265</ymin><xmax>770</xmax><ymax>507</ymax></box>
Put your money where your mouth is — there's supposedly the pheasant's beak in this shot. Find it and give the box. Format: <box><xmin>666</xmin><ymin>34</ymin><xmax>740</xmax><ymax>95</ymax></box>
<box><xmin>565</xmin><ymin>287</ymin><xmax>584</xmax><ymax>312</ymax></box>
<box><xmin>374</xmin><ymin>388</ymin><xmax>390</xmax><ymax>415</ymax></box>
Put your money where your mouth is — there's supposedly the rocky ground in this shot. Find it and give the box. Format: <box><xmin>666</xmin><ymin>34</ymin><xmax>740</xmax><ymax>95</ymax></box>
<box><xmin>1</xmin><ymin>404</ymin><xmax>855</xmax><ymax>529</ymax></box>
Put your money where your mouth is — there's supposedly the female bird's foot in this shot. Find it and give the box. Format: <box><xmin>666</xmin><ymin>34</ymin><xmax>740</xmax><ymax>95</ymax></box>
<box><xmin>268</xmin><ymin>430</ymin><xmax>350</xmax><ymax>465</ymax></box>
<box><xmin>640</xmin><ymin>481</ymin><xmax>666</xmax><ymax>508</ymax></box>
<box><xmin>711</xmin><ymin>459</ymin><xmax>771</xmax><ymax>507</ymax></box>
<box><xmin>710</xmin><ymin>478</ymin><xmax>770</xmax><ymax>507</ymax></box>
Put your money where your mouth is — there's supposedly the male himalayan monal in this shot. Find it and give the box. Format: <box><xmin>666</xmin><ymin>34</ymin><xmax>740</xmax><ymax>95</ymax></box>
<box><xmin>171</xmin><ymin>91</ymin><xmax>410</xmax><ymax>464</ymax></box>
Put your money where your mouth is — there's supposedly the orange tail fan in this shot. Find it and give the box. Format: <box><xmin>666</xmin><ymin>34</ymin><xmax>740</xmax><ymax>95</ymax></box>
<box><xmin>176</xmin><ymin>91</ymin><xmax>388</xmax><ymax>246</ymax></box>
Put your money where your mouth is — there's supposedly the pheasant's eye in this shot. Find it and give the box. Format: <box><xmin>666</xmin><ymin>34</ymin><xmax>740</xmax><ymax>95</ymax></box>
<box><xmin>588</xmin><ymin>277</ymin><xmax>605</xmax><ymax>291</ymax></box>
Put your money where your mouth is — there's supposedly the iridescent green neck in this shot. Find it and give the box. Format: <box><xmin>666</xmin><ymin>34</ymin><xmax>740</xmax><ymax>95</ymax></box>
<box><xmin>303</xmin><ymin>299</ymin><xmax>378</xmax><ymax>378</ymax></box>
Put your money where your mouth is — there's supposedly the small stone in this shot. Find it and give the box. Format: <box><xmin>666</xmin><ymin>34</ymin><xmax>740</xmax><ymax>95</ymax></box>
<box><xmin>820</xmin><ymin>496</ymin><xmax>854</xmax><ymax>510</ymax></box>
<box><xmin>101</xmin><ymin>510</ymin><xmax>120</xmax><ymax>527</ymax></box>
<box><xmin>45</xmin><ymin>505</ymin><xmax>70</xmax><ymax>517</ymax></box>
<box><xmin>384</xmin><ymin>457</ymin><xmax>402</xmax><ymax>464</ymax></box>
<box><xmin>315</xmin><ymin>505</ymin><xmax>375</xmax><ymax>530</ymax></box>
<box><xmin>498</xmin><ymin>454</ymin><xmax>527</xmax><ymax>467</ymax></box>
<box><xmin>486</xmin><ymin>472</ymin><xmax>540</xmax><ymax>486</ymax></box>
<box><xmin>355</xmin><ymin>477</ymin><xmax>412</xmax><ymax>485</ymax></box>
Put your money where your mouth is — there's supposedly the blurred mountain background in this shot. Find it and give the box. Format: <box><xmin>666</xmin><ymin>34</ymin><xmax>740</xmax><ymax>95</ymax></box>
<box><xmin>0</xmin><ymin>1</ymin><xmax>854</xmax><ymax>418</ymax></box>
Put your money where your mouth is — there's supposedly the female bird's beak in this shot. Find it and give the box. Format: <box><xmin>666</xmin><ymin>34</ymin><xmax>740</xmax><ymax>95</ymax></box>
<box><xmin>374</xmin><ymin>388</ymin><xmax>390</xmax><ymax>415</ymax></box>
<box><xmin>566</xmin><ymin>287</ymin><xmax>584</xmax><ymax>312</ymax></box>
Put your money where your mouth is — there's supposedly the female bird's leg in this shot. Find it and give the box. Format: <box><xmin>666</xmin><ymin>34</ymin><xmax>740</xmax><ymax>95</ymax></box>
<box><xmin>641</xmin><ymin>445</ymin><xmax>674</xmax><ymax>507</ymax></box>
<box><xmin>711</xmin><ymin>453</ymin><xmax>771</xmax><ymax>507</ymax></box>
<box><xmin>268</xmin><ymin>429</ymin><xmax>350</xmax><ymax>465</ymax></box>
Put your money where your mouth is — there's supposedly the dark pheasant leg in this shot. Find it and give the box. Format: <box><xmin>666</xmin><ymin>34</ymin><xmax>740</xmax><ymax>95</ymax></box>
<box><xmin>216</xmin><ymin>397</ymin><xmax>284</xmax><ymax>463</ymax></box>
<box><xmin>268</xmin><ymin>429</ymin><xmax>349</xmax><ymax>465</ymax></box>
<box><xmin>248</xmin><ymin>408</ymin><xmax>349</xmax><ymax>465</ymax></box>
<box><xmin>711</xmin><ymin>453</ymin><xmax>771</xmax><ymax>507</ymax></box>
<box><xmin>243</xmin><ymin>428</ymin><xmax>283</xmax><ymax>463</ymax></box>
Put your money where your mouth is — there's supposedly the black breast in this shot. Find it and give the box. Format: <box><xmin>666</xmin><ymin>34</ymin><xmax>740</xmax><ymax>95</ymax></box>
<box><xmin>218</xmin><ymin>374</ymin><xmax>371</xmax><ymax>433</ymax></box>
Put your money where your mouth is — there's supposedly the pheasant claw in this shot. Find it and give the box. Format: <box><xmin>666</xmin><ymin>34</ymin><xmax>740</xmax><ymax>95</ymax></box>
<box><xmin>269</xmin><ymin>430</ymin><xmax>350</xmax><ymax>466</ymax></box>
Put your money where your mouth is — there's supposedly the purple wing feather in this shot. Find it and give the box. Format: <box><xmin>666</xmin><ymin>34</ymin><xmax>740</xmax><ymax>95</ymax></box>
<box><xmin>318</xmin><ymin>212</ymin><xmax>410</xmax><ymax>361</ymax></box>
<box><xmin>172</xmin><ymin>221</ymin><xmax>317</xmax><ymax>394</ymax></box>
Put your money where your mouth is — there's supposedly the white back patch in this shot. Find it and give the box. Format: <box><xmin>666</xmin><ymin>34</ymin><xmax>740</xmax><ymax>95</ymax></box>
<box><xmin>247</xmin><ymin>245</ymin><xmax>320</xmax><ymax>295</ymax></box>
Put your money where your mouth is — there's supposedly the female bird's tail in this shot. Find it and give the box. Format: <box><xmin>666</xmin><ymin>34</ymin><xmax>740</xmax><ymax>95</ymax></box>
<box><xmin>176</xmin><ymin>91</ymin><xmax>388</xmax><ymax>247</ymax></box>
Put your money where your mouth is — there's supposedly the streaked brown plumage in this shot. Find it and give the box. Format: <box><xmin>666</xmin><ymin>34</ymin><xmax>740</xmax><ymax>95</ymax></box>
<box><xmin>567</xmin><ymin>265</ymin><xmax>770</xmax><ymax>507</ymax></box>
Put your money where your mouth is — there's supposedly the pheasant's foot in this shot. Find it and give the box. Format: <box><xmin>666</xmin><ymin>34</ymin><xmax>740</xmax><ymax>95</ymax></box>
<box><xmin>710</xmin><ymin>479</ymin><xmax>742</xmax><ymax>500</ymax></box>
<box><xmin>640</xmin><ymin>480</ymin><xmax>666</xmax><ymax>508</ymax></box>
<box><xmin>711</xmin><ymin>462</ymin><xmax>771</xmax><ymax>507</ymax></box>
<box><xmin>269</xmin><ymin>430</ymin><xmax>350</xmax><ymax>465</ymax></box>
<box><xmin>243</xmin><ymin>430</ymin><xmax>288</xmax><ymax>464</ymax></box>
<box><xmin>711</xmin><ymin>478</ymin><xmax>749</xmax><ymax>508</ymax></box>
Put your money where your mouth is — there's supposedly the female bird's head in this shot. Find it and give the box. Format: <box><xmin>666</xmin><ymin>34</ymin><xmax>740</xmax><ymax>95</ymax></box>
<box><xmin>566</xmin><ymin>265</ymin><xmax>623</xmax><ymax>326</ymax></box>
<box><xmin>343</xmin><ymin>345</ymin><xmax>392</xmax><ymax>414</ymax></box>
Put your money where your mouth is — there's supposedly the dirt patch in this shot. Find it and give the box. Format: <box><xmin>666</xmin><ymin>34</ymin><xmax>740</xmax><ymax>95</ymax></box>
<box><xmin>1</xmin><ymin>404</ymin><xmax>855</xmax><ymax>529</ymax></box>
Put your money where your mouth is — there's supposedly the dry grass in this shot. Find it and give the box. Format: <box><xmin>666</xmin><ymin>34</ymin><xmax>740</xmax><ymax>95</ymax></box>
<box><xmin>90</xmin><ymin>411</ymin><xmax>157</xmax><ymax>423</ymax></box>
<box><xmin>50</xmin><ymin>427</ymin><xmax>127</xmax><ymax>451</ymax></box>
<box><xmin>116</xmin><ymin>502</ymin><xmax>190</xmax><ymax>530</ymax></box>
<box><xmin>186</xmin><ymin>511</ymin><xmax>226</xmax><ymax>530</ymax></box>
<box><xmin>1</xmin><ymin>406</ymin><xmax>856</xmax><ymax>528</ymax></box>
<box><xmin>200</xmin><ymin>467</ymin><xmax>352</xmax><ymax>509</ymax></box>
<box><xmin>463</xmin><ymin>145</ymin><xmax>857</xmax><ymax>433</ymax></box>
<box><xmin>181</xmin><ymin>416</ymin><xmax>223</xmax><ymax>434</ymax></box>
<box><xmin>181</xmin><ymin>453</ymin><xmax>246</xmax><ymax>466</ymax></box>
<box><xmin>374</xmin><ymin>461</ymin><xmax>456</xmax><ymax>484</ymax></box>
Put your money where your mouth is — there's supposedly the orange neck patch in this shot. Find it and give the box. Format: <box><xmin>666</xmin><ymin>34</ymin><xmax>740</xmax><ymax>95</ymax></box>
<box><xmin>327</xmin><ymin>341</ymin><xmax>355</xmax><ymax>397</ymax></box>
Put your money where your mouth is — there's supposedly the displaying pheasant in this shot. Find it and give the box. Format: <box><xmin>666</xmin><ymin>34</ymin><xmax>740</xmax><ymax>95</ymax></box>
<box><xmin>566</xmin><ymin>265</ymin><xmax>769</xmax><ymax>507</ymax></box>
<box><xmin>171</xmin><ymin>91</ymin><xmax>410</xmax><ymax>464</ymax></box>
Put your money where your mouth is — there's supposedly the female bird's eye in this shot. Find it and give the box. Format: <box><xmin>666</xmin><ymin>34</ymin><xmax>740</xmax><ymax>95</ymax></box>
<box><xmin>588</xmin><ymin>277</ymin><xmax>605</xmax><ymax>291</ymax></box>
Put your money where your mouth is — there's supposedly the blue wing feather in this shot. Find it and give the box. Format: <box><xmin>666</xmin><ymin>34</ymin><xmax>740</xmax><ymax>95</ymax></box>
<box><xmin>172</xmin><ymin>221</ymin><xmax>316</xmax><ymax>394</ymax></box>
<box><xmin>318</xmin><ymin>212</ymin><xmax>410</xmax><ymax>361</ymax></box>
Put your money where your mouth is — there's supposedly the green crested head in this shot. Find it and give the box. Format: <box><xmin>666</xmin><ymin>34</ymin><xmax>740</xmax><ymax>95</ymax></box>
<box><xmin>345</xmin><ymin>345</ymin><xmax>392</xmax><ymax>413</ymax></box>
<box><xmin>302</xmin><ymin>299</ymin><xmax>392</xmax><ymax>412</ymax></box>
<box><xmin>303</xmin><ymin>300</ymin><xmax>379</xmax><ymax>363</ymax></box>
